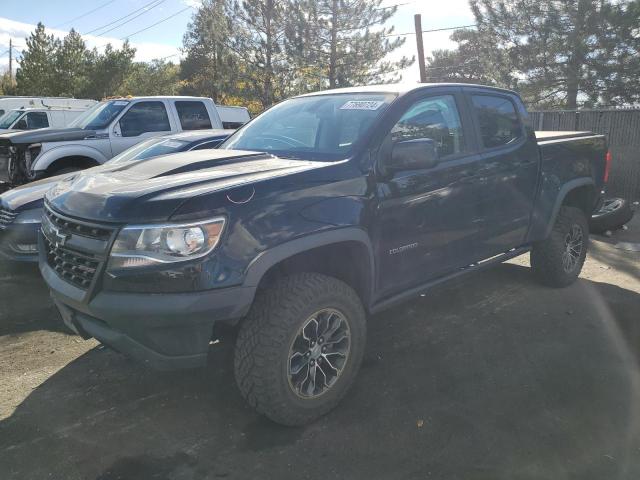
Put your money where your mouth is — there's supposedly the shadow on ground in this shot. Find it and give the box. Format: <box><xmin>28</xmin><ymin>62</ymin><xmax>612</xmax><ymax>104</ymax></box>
<box><xmin>0</xmin><ymin>261</ymin><xmax>67</xmax><ymax>336</ymax></box>
<box><xmin>1</xmin><ymin>263</ymin><xmax>640</xmax><ymax>480</ymax></box>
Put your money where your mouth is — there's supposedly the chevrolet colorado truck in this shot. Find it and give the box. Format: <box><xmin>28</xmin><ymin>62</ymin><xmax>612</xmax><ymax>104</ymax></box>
<box><xmin>39</xmin><ymin>84</ymin><xmax>609</xmax><ymax>425</ymax></box>
<box><xmin>0</xmin><ymin>96</ymin><xmax>249</xmax><ymax>186</ymax></box>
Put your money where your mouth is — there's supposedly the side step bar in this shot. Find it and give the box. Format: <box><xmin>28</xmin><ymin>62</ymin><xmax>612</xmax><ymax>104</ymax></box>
<box><xmin>370</xmin><ymin>246</ymin><xmax>530</xmax><ymax>314</ymax></box>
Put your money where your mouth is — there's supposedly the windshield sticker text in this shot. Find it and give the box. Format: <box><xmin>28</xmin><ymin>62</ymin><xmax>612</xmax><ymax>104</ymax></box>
<box><xmin>340</xmin><ymin>100</ymin><xmax>385</xmax><ymax>111</ymax></box>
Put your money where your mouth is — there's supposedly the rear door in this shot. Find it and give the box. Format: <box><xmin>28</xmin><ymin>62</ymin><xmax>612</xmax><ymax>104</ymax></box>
<box><xmin>463</xmin><ymin>89</ymin><xmax>539</xmax><ymax>256</ymax></box>
<box><xmin>174</xmin><ymin>100</ymin><xmax>214</xmax><ymax>131</ymax></box>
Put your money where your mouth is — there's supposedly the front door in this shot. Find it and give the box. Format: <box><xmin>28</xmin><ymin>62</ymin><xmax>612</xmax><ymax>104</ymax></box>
<box><xmin>374</xmin><ymin>91</ymin><xmax>485</xmax><ymax>298</ymax></box>
<box><xmin>110</xmin><ymin>101</ymin><xmax>173</xmax><ymax>156</ymax></box>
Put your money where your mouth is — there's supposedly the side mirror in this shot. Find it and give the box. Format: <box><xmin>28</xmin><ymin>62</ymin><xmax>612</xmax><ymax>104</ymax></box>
<box><xmin>389</xmin><ymin>139</ymin><xmax>439</xmax><ymax>171</ymax></box>
<box><xmin>14</xmin><ymin>119</ymin><xmax>28</xmax><ymax>130</ymax></box>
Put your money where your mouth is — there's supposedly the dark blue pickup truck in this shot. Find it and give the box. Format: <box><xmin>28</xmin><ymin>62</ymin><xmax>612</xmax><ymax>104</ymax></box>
<box><xmin>38</xmin><ymin>84</ymin><xmax>609</xmax><ymax>425</ymax></box>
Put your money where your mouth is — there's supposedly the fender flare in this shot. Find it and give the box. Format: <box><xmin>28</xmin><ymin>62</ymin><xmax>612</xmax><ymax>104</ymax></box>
<box><xmin>32</xmin><ymin>144</ymin><xmax>108</xmax><ymax>172</ymax></box>
<box><xmin>543</xmin><ymin>177</ymin><xmax>595</xmax><ymax>239</ymax></box>
<box><xmin>243</xmin><ymin>227</ymin><xmax>376</xmax><ymax>301</ymax></box>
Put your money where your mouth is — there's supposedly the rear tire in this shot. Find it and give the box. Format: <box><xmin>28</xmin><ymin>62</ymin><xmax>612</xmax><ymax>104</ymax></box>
<box><xmin>234</xmin><ymin>273</ymin><xmax>366</xmax><ymax>426</ymax></box>
<box><xmin>531</xmin><ymin>206</ymin><xmax>588</xmax><ymax>288</ymax></box>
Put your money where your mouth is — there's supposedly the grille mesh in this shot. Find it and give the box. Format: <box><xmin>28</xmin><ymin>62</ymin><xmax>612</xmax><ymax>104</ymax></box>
<box><xmin>43</xmin><ymin>207</ymin><xmax>113</xmax><ymax>290</ymax></box>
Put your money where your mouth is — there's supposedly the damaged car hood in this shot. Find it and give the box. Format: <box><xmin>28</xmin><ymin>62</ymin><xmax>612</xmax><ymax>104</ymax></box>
<box><xmin>0</xmin><ymin>128</ymin><xmax>98</xmax><ymax>145</ymax></box>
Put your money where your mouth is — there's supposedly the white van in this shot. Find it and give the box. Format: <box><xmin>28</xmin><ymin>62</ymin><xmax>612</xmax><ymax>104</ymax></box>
<box><xmin>0</xmin><ymin>97</ymin><xmax>97</xmax><ymax>118</ymax></box>
<box><xmin>0</xmin><ymin>107</ymin><xmax>89</xmax><ymax>131</ymax></box>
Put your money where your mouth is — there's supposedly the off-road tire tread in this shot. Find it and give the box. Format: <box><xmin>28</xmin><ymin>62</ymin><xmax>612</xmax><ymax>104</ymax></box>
<box><xmin>530</xmin><ymin>206</ymin><xmax>588</xmax><ymax>287</ymax></box>
<box><xmin>234</xmin><ymin>273</ymin><xmax>365</xmax><ymax>426</ymax></box>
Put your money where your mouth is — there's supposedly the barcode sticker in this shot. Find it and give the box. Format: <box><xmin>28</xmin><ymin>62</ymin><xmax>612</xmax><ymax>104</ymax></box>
<box><xmin>340</xmin><ymin>100</ymin><xmax>384</xmax><ymax>111</ymax></box>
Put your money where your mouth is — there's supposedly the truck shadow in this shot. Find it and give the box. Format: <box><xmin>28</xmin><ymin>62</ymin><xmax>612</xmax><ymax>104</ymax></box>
<box><xmin>1</xmin><ymin>263</ymin><xmax>640</xmax><ymax>480</ymax></box>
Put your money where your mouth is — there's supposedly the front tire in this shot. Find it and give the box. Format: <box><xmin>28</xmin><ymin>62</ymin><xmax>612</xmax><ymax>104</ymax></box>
<box><xmin>531</xmin><ymin>206</ymin><xmax>588</xmax><ymax>287</ymax></box>
<box><xmin>234</xmin><ymin>273</ymin><xmax>366</xmax><ymax>426</ymax></box>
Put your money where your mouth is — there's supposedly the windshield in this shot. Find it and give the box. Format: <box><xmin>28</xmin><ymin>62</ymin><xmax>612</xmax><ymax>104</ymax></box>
<box><xmin>221</xmin><ymin>93</ymin><xmax>396</xmax><ymax>160</ymax></box>
<box><xmin>109</xmin><ymin>137</ymin><xmax>191</xmax><ymax>164</ymax></box>
<box><xmin>0</xmin><ymin>110</ymin><xmax>24</xmax><ymax>129</ymax></box>
<box><xmin>68</xmin><ymin>100</ymin><xmax>129</xmax><ymax>130</ymax></box>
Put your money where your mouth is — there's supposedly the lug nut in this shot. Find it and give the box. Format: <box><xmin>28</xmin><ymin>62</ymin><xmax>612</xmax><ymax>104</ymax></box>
<box><xmin>319</xmin><ymin>337</ymin><xmax>324</xmax><ymax>344</ymax></box>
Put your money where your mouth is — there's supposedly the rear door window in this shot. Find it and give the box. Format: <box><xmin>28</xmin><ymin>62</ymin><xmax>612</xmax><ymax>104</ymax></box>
<box><xmin>471</xmin><ymin>95</ymin><xmax>522</xmax><ymax>148</ymax></box>
<box><xmin>119</xmin><ymin>101</ymin><xmax>171</xmax><ymax>137</ymax></box>
<box><xmin>175</xmin><ymin>101</ymin><xmax>213</xmax><ymax>130</ymax></box>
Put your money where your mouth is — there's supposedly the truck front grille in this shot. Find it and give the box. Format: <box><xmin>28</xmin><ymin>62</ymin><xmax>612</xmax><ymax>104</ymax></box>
<box><xmin>44</xmin><ymin>236</ymin><xmax>100</xmax><ymax>289</ymax></box>
<box><xmin>43</xmin><ymin>208</ymin><xmax>112</xmax><ymax>241</ymax></box>
<box><xmin>42</xmin><ymin>205</ymin><xmax>115</xmax><ymax>290</ymax></box>
<box><xmin>0</xmin><ymin>206</ymin><xmax>17</xmax><ymax>230</ymax></box>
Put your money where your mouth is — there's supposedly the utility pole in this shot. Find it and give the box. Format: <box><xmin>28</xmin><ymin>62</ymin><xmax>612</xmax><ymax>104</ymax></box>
<box><xmin>414</xmin><ymin>14</ymin><xmax>426</xmax><ymax>83</ymax></box>
<box><xmin>8</xmin><ymin>38</ymin><xmax>13</xmax><ymax>83</ymax></box>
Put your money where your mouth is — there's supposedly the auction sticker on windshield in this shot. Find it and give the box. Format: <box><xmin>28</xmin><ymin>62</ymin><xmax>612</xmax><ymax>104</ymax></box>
<box><xmin>340</xmin><ymin>100</ymin><xmax>385</xmax><ymax>110</ymax></box>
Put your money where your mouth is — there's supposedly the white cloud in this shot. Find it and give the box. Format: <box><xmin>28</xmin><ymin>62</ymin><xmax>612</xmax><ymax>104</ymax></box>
<box><xmin>0</xmin><ymin>16</ymin><xmax>180</xmax><ymax>72</ymax></box>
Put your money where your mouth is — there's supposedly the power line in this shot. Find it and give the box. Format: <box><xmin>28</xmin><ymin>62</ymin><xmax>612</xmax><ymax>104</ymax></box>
<box><xmin>384</xmin><ymin>24</ymin><xmax>477</xmax><ymax>37</ymax></box>
<box><xmin>82</xmin><ymin>0</ymin><xmax>165</xmax><ymax>36</ymax></box>
<box><xmin>92</xmin><ymin>0</ymin><xmax>167</xmax><ymax>37</ymax></box>
<box><xmin>117</xmin><ymin>5</ymin><xmax>192</xmax><ymax>40</ymax></box>
<box><xmin>53</xmin><ymin>0</ymin><xmax>118</xmax><ymax>29</ymax></box>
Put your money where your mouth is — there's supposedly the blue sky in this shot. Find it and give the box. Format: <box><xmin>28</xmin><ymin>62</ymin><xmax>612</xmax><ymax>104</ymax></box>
<box><xmin>0</xmin><ymin>0</ymin><xmax>475</xmax><ymax>82</ymax></box>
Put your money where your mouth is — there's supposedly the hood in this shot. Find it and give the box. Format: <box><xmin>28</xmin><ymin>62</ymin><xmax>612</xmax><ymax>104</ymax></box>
<box><xmin>0</xmin><ymin>173</ymin><xmax>72</xmax><ymax>212</ymax></box>
<box><xmin>0</xmin><ymin>128</ymin><xmax>97</xmax><ymax>145</ymax></box>
<box><xmin>46</xmin><ymin>149</ymin><xmax>331</xmax><ymax>223</ymax></box>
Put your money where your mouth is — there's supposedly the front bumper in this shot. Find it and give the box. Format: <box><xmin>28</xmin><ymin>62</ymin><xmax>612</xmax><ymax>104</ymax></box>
<box><xmin>0</xmin><ymin>222</ymin><xmax>40</xmax><ymax>263</ymax></box>
<box><xmin>41</xmin><ymin>257</ymin><xmax>256</xmax><ymax>370</ymax></box>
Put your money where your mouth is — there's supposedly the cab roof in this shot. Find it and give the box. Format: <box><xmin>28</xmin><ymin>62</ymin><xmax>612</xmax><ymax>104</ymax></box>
<box><xmin>297</xmin><ymin>82</ymin><xmax>519</xmax><ymax>98</ymax></box>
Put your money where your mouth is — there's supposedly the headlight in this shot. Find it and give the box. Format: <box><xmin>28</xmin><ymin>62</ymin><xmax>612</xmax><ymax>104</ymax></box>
<box><xmin>108</xmin><ymin>217</ymin><xmax>225</xmax><ymax>269</ymax></box>
<box><xmin>14</xmin><ymin>208</ymin><xmax>43</xmax><ymax>224</ymax></box>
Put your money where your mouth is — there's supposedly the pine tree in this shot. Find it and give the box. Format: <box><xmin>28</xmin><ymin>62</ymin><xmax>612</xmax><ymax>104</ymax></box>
<box><xmin>84</xmin><ymin>42</ymin><xmax>136</xmax><ymax>99</ymax></box>
<box><xmin>290</xmin><ymin>0</ymin><xmax>413</xmax><ymax>89</ymax></box>
<box><xmin>54</xmin><ymin>29</ymin><xmax>90</xmax><ymax>97</ymax></box>
<box><xmin>15</xmin><ymin>23</ymin><xmax>59</xmax><ymax>96</ymax></box>
<box><xmin>181</xmin><ymin>0</ymin><xmax>239</xmax><ymax>102</ymax></box>
<box><xmin>428</xmin><ymin>0</ymin><xmax>640</xmax><ymax>108</ymax></box>
<box><xmin>232</xmin><ymin>0</ymin><xmax>290</xmax><ymax>108</ymax></box>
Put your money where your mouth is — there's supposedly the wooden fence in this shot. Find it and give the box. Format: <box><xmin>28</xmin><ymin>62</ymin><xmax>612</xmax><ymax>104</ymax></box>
<box><xmin>530</xmin><ymin>109</ymin><xmax>640</xmax><ymax>201</ymax></box>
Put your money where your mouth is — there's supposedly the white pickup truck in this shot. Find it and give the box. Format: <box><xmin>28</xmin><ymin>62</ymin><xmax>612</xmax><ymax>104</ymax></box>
<box><xmin>0</xmin><ymin>96</ymin><xmax>250</xmax><ymax>185</ymax></box>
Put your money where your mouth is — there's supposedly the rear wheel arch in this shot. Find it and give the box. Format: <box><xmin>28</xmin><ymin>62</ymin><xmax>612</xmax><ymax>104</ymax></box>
<box><xmin>543</xmin><ymin>178</ymin><xmax>596</xmax><ymax>239</ymax></box>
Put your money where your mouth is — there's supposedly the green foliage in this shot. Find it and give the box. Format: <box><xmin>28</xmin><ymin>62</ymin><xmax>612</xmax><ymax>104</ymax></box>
<box><xmin>290</xmin><ymin>0</ymin><xmax>413</xmax><ymax>89</ymax></box>
<box><xmin>181</xmin><ymin>0</ymin><xmax>412</xmax><ymax>110</ymax></box>
<box><xmin>83</xmin><ymin>42</ymin><xmax>137</xmax><ymax>99</ymax></box>
<box><xmin>181</xmin><ymin>0</ymin><xmax>240</xmax><ymax>102</ymax></box>
<box><xmin>0</xmin><ymin>72</ymin><xmax>16</xmax><ymax>95</ymax></box>
<box><xmin>15</xmin><ymin>23</ymin><xmax>59</xmax><ymax>96</ymax></box>
<box><xmin>118</xmin><ymin>59</ymin><xmax>182</xmax><ymax>96</ymax></box>
<box><xmin>427</xmin><ymin>0</ymin><xmax>640</xmax><ymax>108</ymax></box>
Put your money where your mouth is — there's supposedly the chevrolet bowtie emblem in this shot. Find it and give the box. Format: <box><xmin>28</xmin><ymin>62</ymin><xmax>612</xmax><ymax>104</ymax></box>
<box><xmin>52</xmin><ymin>226</ymin><xmax>70</xmax><ymax>247</ymax></box>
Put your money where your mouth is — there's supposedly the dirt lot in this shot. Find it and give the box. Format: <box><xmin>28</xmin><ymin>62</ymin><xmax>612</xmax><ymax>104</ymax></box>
<box><xmin>1</xmin><ymin>221</ymin><xmax>640</xmax><ymax>480</ymax></box>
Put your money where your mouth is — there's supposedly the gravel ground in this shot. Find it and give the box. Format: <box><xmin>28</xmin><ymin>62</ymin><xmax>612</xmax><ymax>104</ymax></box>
<box><xmin>1</xmin><ymin>220</ymin><xmax>639</xmax><ymax>480</ymax></box>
